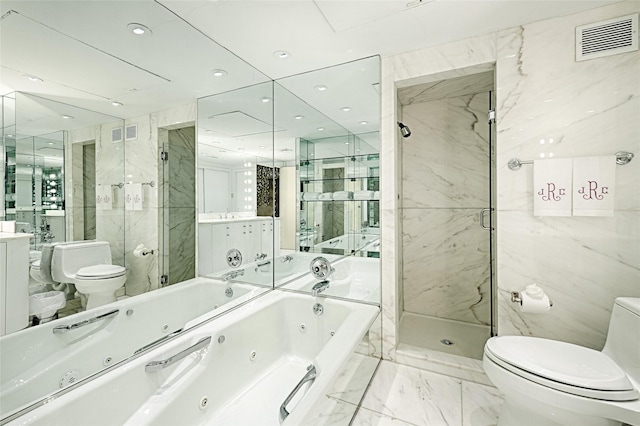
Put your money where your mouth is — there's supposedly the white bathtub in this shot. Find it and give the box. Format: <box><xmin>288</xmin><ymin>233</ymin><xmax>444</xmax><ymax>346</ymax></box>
<box><xmin>7</xmin><ymin>291</ymin><xmax>379</xmax><ymax>425</ymax></box>
<box><xmin>284</xmin><ymin>256</ymin><xmax>380</xmax><ymax>304</ymax></box>
<box><xmin>0</xmin><ymin>278</ymin><xmax>265</xmax><ymax>420</ymax></box>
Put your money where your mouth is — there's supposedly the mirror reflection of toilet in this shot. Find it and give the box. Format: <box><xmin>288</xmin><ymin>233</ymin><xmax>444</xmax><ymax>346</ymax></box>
<box><xmin>50</xmin><ymin>241</ymin><xmax>126</xmax><ymax>311</ymax></box>
<box><xmin>483</xmin><ymin>297</ymin><xmax>640</xmax><ymax>426</ymax></box>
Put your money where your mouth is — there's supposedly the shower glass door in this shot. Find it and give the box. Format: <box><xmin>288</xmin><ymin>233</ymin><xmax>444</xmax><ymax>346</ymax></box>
<box><xmin>399</xmin><ymin>70</ymin><xmax>496</xmax><ymax>360</ymax></box>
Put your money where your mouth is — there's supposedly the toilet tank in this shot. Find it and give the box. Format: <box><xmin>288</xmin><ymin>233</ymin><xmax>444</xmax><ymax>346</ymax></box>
<box><xmin>51</xmin><ymin>241</ymin><xmax>113</xmax><ymax>283</ymax></box>
<box><xmin>602</xmin><ymin>297</ymin><xmax>640</xmax><ymax>384</ymax></box>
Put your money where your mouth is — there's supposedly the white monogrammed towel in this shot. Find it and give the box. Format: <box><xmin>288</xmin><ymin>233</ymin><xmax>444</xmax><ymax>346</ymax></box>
<box><xmin>533</xmin><ymin>158</ymin><xmax>573</xmax><ymax>217</ymax></box>
<box><xmin>573</xmin><ymin>156</ymin><xmax>615</xmax><ymax>217</ymax></box>
<box><xmin>101</xmin><ymin>184</ymin><xmax>113</xmax><ymax>211</ymax></box>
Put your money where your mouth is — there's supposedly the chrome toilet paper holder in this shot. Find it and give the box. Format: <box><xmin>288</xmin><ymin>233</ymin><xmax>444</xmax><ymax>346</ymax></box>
<box><xmin>511</xmin><ymin>291</ymin><xmax>553</xmax><ymax>307</ymax></box>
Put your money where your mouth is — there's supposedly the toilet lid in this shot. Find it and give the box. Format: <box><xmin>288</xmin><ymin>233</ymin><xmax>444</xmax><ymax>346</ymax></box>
<box><xmin>76</xmin><ymin>264</ymin><xmax>125</xmax><ymax>279</ymax></box>
<box><xmin>485</xmin><ymin>336</ymin><xmax>638</xmax><ymax>401</ymax></box>
<box><xmin>32</xmin><ymin>260</ymin><xmax>41</xmax><ymax>269</ymax></box>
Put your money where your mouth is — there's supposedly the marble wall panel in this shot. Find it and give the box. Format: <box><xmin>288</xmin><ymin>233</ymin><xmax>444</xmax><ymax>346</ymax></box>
<box><xmin>95</xmin><ymin>122</ymin><xmax>125</xmax><ymax>266</ymax></box>
<box><xmin>82</xmin><ymin>144</ymin><xmax>96</xmax><ymax>240</ymax></box>
<box><xmin>494</xmin><ymin>1</ymin><xmax>640</xmax><ymax>349</ymax></box>
<box><xmin>166</xmin><ymin>207</ymin><xmax>196</xmax><ymax>285</ymax></box>
<box><xmin>166</xmin><ymin>127</ymin><xmax>196</xmax><ymax>285</ymax></box>
<box><xmin>403</xmin><ymin>208</ymin><xmax>491</xmax><ymax>325</ymax></box>
<box><xmin>402</xmin><ymin>93</ymin><xmax>490</xmax><ymax>209</ymax></box>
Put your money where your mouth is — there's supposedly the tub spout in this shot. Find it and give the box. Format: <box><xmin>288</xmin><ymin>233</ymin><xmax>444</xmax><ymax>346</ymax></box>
<box><xmin>222</xmin><ymin>269</ymin><xmax>244</xmax><ymax>281</ymax></box>
<box><xmin>311</xmin><ymin>280</ymin><xmax>330</xmax><ymax>297</ymax></box>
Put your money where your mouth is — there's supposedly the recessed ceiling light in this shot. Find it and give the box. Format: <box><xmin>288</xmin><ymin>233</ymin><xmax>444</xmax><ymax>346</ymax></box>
<box><xmin>238</xmin><ymin>148</ymin><xmax>245</xmax><ymax>151</ymax></box>
<box><xmin>360</xmin><ymin>121</ymin><xmax>368</xmax><ymax>125</ymax></box>
<box><xmin>205</xmin><ymin>130</ymin><xmax>213</xmax><ymax>133</ymax></box>
<box><xmin>317</xmin><ymin>127</ymin><xmax>325</xmax><ymax>131</ymax></box>
<box><xmin>211</xmin><ymin>69</ymin><xmax>227</xmax><ymax>77</ymax></box>
<box><xmin>281</xmin><ymin>148</ymin><xmax>293</xmax><ymax>152</ymax></box>
<box><xmin>127</xmin><ymin>23</ymin><xmax>152</xmax><ymax>36</ymax></box>
<box><xmin>111</xmin><ymin>101</ymin><xmax>123</xmax><ymax>107</ymax></box>
<box><xmin>340</xmin><ymin>106</ymin><xmax>351</xmax><ymax>112</ymax></box>
<box><xmin>62</xmin><ymin>115</ymin><xmax>74</xmax><ymax>119</ymax></box>
<box><xmin>344</xmin><ymin>142</ymin><xmax>350</xmax><ymax>145</ymax></box>
<box><xmin>260</xmin><ymin>97</ymin><xmax>272</xmax><ymax>103</ymax></box>
<box><xmin>314</xmin><ymin>85</ymin><xmax>328</xmax><ymax>92</ymax></box>
<box><xmin>259</xmin><ymin>146</ymin><xmax>266</xmax><ymax>149</ymax></box>
<box><xmin>26</xmin><ymin>75</ymin><xmax>43</xmax><ymax>82</ymax></box>
<box><xmin>273</xmin><ymin>50</ymin><xmax>291</xmax><ymax>59</ymax></box>
<box><xmin>48</xmin><ymin>142</ymin><xmax>54</xmax><ymax>145</ymax></box>
<box><xmin>294</xmin><ymin>115</ymin><xmax>304</xmax><ymax>120</ymax></box>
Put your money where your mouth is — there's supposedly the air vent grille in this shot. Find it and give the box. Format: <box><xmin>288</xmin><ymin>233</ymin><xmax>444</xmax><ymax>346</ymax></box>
<box><xmin>576</xmin><ymin>13</ymin><xmax>638</xmax><ymax>61</ymax></box>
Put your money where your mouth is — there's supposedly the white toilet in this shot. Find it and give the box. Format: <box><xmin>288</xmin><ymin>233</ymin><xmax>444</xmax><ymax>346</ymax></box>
<box><xmin>51</xmin><ymin>240</ymin><xmax>126</xmax><ymax>311</ymax></box>
<box><xmin>483</xmin><ymin>297</ymin><xmax>640</xmax><ymax>426</ymax></box>
<box><xmin>30</xmin><ymin>244</ymin><xmax>76</xmax><ymax>300</ymax></box>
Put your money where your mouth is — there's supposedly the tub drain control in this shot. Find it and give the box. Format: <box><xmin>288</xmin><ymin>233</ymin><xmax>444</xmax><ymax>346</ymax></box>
<box><xmin>59</xmin><ymin>370</ymin><xmax>81</xmax><ymax>388</ymax></box>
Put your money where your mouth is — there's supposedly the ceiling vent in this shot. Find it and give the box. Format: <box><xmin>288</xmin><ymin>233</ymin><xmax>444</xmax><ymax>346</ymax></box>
<box><xmin>112</xmin><ymin>127</ymin><xmax>123</xmax><ymax>143</ymax></box>
<box><xmin>576</xmin><ymin>13</ymin><xmax>638</xmax><ymax>61</ymax></box>
<box><xmin>125</xmin><ymin>124</ymin><xmax>138</xmax><ymax>141</ymax></box>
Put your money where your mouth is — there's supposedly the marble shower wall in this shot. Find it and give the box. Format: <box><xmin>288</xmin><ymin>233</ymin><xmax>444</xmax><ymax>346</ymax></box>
<box><xmin>124</xmin><ymin>103</ymin><xmax>196</xmax><ymax>296</ymax></box>
<box><xmin>67</xmin><ymin>123</ymin><xmax>125</xmax><ymax>266</ymax></box>
<box><xmin>381</xmin><ymin>1</ymin><xmax>640</xmax><ymax>358</ymax></box>
<box><xmin>495</xmin><ymin>2</ymin><xmax>640</xmax><ymax>349</ymax></box>
<box><xmin>163</xmin><ymin>127</ymin><xmax>196</xmax><ymax>286</ymax></box>
<box><xmin>401</xmin><ymin>93</ymin><xmax>491</xmax><ymax>326</ymax></box>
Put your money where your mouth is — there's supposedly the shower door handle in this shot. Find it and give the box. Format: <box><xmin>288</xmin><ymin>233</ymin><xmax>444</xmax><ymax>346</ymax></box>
<box><xmin>480</xmin><ymin>208</ymin><xmax>493</xmax><ymax>230</ymax></box>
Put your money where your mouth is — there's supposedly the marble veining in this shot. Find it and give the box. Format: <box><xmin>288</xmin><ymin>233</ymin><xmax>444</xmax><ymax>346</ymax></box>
<box><xmin>360</xmin><ymin>361</ymin><xmax>463</xmax><ymax>425</ymax></box>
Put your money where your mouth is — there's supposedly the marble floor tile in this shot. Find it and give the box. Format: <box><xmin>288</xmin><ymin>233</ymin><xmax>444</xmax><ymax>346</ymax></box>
<box><xmin>360</xmin><ymin>360</ymin><xmax>463</xmax><ymax>426</ymax></box>
<box><xmin>326</xmin><ymin>353</ymin><xmax>381</xmax><ymax>405</ymax></box>
<box><xmin>300</xmin><ymin>395</ymin><xmax>358</xmax><ymax>426</ymax></box>
<box><xmin>461</xmin><ymin>381</ymin><xmax>503</xmax><ymax>426</ymax></box>
<box><xmin>352</xmin><ymin>406</ymin><xmax>420</xmax><ymax>426</ymax></box>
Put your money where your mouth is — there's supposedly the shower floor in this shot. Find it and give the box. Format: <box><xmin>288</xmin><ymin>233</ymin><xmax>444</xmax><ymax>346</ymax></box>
<box><xmin>399</xmin><ymin>312</ymin><xmax>491</xmax><ymax>360</ymax></box>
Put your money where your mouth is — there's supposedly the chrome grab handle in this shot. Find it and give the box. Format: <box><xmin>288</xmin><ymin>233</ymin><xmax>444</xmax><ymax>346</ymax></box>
<box><xmin>480</xmin><ymin>208</ymin><xmax>493</xmax><ymax>230</ymax></box>
<box><xmin>145</xmin><ymin>336</ymin><xmax>211</xmax><ymax>373</ymax></box>
<box><xmin>279</xmin><ymin>364</ymin><xmax>317</xmax><ymax>422</ymax></box>
<box><xmin>134</xmin><ymin>329</ymin><xmax>183</xmax><ymax>355</ymax></box>
<box><xmin>52</xmin><ymin>309</ymin><xmax>119</xmax><ymax>334</ymax></box>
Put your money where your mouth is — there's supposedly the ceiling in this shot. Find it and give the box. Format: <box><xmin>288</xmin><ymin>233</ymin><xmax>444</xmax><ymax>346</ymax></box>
<box><xmin>1</xmin><ymin>0</ymin><xmax>620</xmax><ymax>122</ymax></box>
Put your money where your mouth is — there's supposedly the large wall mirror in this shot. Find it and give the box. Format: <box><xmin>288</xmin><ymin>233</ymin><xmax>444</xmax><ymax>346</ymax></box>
<box><xmin>196</xmin><ymin>56</ymin><xmax>381</xmax><ymax>305</ymax></box>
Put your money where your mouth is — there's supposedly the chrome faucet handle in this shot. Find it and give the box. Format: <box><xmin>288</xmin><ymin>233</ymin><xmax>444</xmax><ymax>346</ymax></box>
<box><xmin>310</xmin><ymin>257</ymin><xmax>334</xmax><ymax>280</ymax></box>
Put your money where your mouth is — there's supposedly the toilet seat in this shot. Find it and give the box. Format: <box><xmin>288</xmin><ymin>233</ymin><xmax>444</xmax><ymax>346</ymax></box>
<box><xmin>76</xmin><ymin>264</ymin><xmax>126</xmax><ymax>280</ymax></box>
<box><xmin>485</xmin><ymin>336</ymin><xmax>638</xmax><ymax>402</ymax></box>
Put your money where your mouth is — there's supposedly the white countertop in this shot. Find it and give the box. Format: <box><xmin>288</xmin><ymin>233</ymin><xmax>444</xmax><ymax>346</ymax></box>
<box><xmin>0</xmin><ymin>232</ymin><xmax>33</xmax><ymax>241</ymax></box>
<box><xmin>199</xmin><ymin>216</ymin><xmax>279</xmax><ymax>224</ymax></box>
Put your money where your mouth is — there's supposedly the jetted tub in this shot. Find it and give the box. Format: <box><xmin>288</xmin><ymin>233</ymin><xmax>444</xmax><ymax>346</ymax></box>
<box><xmin>6</xmin><ymin>291</ymin><xmax>379</xmax><ymax>425</ymax></box>
<box><xmin>0</xmin><ymin>277</ymin><xmax>265</xmax><ymax>420</ymax></box>
<box><xmin>284</xmin><ymin>256</ymin><xmax>380</xmax><ymax>304</ymax></box>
